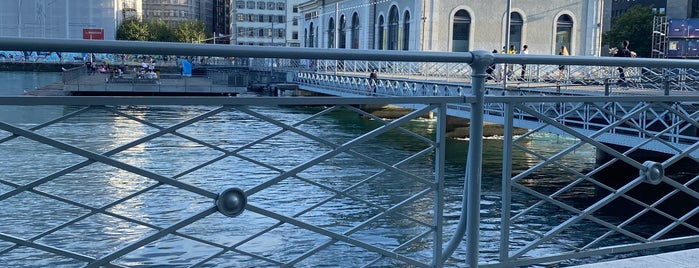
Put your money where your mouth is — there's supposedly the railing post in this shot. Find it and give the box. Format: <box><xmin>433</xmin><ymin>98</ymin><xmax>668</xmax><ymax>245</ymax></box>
<box><xmin>440</xmin><ymin>50</ymin><xmax>491</xmax><ymax>268</ymax></box>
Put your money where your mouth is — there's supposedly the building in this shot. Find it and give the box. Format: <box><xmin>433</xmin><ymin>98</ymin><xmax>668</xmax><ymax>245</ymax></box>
<box><xmin>117</xmin><ymin>0</ymin><xmax>144</xmax><ymax>25</ymax></box>
<box><xmin>611</xmin><ymin>0</ymin><xmax>667</xmax><ymax>19</ymax></box>
<box><xmin>232</xmin><ymin>0</ymin><xmax>303</xmax><ymax>46</ymax></box>
<box><xmin>142</xmin><ymin>0</ymin><xmax>214</xmax><ymax>34</ymax></box>
<box><xmin>0</xmin><ymin>0</ymin><xmax>123</xmax><ymax>40</ymax></box>
<box><xmin>213</xmin><ymin>0</ymin><xmax>232</xmax><ymax>44</ymax></box>
<box><xmin>298</xmin><ymin>0</ymin><xmax>609</xmax><ymax>56</ymax></box>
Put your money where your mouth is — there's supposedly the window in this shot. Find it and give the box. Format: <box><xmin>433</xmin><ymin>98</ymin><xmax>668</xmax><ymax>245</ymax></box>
<box><xmin>268</xmin><ymin>2</ymin><xmax>275</xmax><ymax>9</ymax></box>
<box><xmin>292</xmin><ymin>17</ymin><xmax>298</xmax><ymax>26</ymax></box>
<box><xmin>328</xmin><ymin>18</ymin><xmax>335</xmax><ymax>48</ymax></box>
<box><xmin>257</xmin><ymin>1</ymin><xmax>265</xmax><ymax>9</ymax></box>
<box><xmin>309</xmin><ymin>22</ymin><xmax>315</xmax><ymax>47</ymax></box>
<box><xmin>236</xmin><ymin>1</ymin><xmax>244</xmax><ymax>9</ymax></box>
<box><xmin>556</xmin><ymin>14</ymin><xmax>573</xmax><ymax>55</ymax></box>
<box><xmin>339</xmin><ymin>15</ymin><xmax>346</xmax><ymax>48</ymax></box>
<box><xmin>247</xmin><ymin>1</ymin><xmax>254</xmax><ymax>9</ymax></box>
<box><xmin>277</xmin><ymin>29</ymin><xmax>285</xmax><ymax>38</ymax></box>
<box><xmin>248</xmin><ymin>14</ymin><xmax>255</xmax><ymax>22</ymax></box>
<box><xmin>259</xmin><ymin>29</ymin><xmax>265</xmax><ymax>37</ymax></box>
<box><xmin>238</xmin><ymin>28</ymin><xmax>245</xmax><ymax>37</ymax></box>
<box><xmin>377</xmin><ymin>15</ymin><xmax>385</xmax><ymax>50</ymax></box>
<box><xmin>402</xmin><ymin>11</ymin><xmax>410</xmax><ymax>50</ymax></box>
<box><xmin>509</xmin><ymin>12</ymin><xmax>523</xmax><ymax>53</ymax></box>
<box><xmin>259</xmin><ymin>14</ymin><xmax>265</xmax><ymax>22</ymax></box>
<box><xmin>277</xmin><ymin>3</ymin><xmax>285</xmax><ymax>10</ymax></box>
<box><xmin>351</xmin><ymin>13</ymin><xmax>360</xmax><ymax>49</ymax></box>
<box><xmin>237</xmin><ymin>14</ymin><xmax>245</xmax><ymax>22</ymax></box>
<box><xmin>292</xmin><ymin>31</ymin><xmax>298</xmax><ymax>40</ymax></box>
<box><xmin>278</xmin><ymin>15</ymin><xmax>285</xmax><ymax>23</ymax></box>
<box><xmin>388</xmin><ymin>6</ymin><xmax>399</xmax><ymax>50</ymax></box>
<box><xmin>293</xmin><ymin>5</ymin><xmax>298</xmax><ymax>13</ymax></box>
<box><xmin>452</xmin><ymin>10</ymin><xmax>471</xmax><ymax>52</ymax></box>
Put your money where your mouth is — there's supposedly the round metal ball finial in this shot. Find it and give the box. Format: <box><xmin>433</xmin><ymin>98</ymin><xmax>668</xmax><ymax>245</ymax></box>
<box><xmin>642</xmin><ymin>161</ymin><xmax>664</xmax><ymax>185</ymax></box>
<box><xmin>216</xmin><ymin>188</ymin><xmax>247</xmax><ymax>217</ymax></box>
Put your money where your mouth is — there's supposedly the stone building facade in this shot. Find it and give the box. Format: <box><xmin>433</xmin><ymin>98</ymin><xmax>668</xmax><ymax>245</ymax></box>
<box><xmin>298</xmin><ymin>0</ymin><xmax>610</xmax><ymax>56</ymax></box>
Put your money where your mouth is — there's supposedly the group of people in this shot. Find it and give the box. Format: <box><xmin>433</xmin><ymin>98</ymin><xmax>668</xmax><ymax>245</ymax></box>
<box><xmin>486</xmin><ymin>44</ymin><xmax>530</xmax><ymax>82</ymax></box>
<box><xmin>486</xmin><ymin>40</ymin><xmax>633</xmax><ymax>84</ymax></box>
<box><xmin>135</xmin><ymin>57</ymin><xmax>158</xmax><ymax>79</ymax></box>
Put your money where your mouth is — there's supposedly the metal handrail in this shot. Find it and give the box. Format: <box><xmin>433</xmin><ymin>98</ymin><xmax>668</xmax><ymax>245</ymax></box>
<box><xmin>1</xmin><ymin>38</ymin><xmax>699</xmax><ymax>267</ymax></box>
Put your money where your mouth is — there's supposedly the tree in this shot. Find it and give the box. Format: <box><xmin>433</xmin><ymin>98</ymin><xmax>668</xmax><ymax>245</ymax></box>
<box><xmin>603</xmin><ymin>5</ymin><xmax>654</xmax><ymax>57</ymax></box>
<box><xmin>173</xmin><ymin>20</ymin><xmax>207</xmax><ymax>43</ymax></box>
<box><xmin>145</xmin><ymin>19</ymin><xmax>173</xmax><ymax>42</ymax></box>
<box><xmin>116</xmin><ymin>18</ymin><xmax>149</xmax><ymax>41</ymax></box>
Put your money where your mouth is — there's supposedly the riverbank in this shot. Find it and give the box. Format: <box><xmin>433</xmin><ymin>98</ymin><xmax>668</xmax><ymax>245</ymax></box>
<box><xmin>362</xmin><ymin>104</ymin><xmax>527</xmax><ymax>138</ymax></box>
<box><xmin>0</xmin><ymin>61</ymin><xmax>81</xmax><ymax>72</ymax></box>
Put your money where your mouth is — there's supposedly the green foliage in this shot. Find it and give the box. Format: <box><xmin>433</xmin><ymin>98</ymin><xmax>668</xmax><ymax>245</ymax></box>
<box><xmin>603</xmin><ymin>5</ymin><xmax>654</xmax><ymax>57</ymax></box>
<box><xmin>173</xmin><ymin>20</ymin><xmax>208</xmax><ymax>43</ymax></box>
<box><xmin>116</xmin><ymin>18</ymin><xmax>206</xmax><ymax>43</ymax></box>
<box><xmin>145</xmin><ymin>19</ymin><xmax>173</xmax><ymax>42</ymax></box>
<box><xmin>116</xmin><ymin>18</ymin><xmax>149</xmax><ymax>41</ymax></box>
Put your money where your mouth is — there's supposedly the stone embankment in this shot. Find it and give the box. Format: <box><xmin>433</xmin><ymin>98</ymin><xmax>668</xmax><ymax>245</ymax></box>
<box><xmin>362</xmin><ymin>104</ymin><xmax>527</xmax><ymax>139</ymax></box>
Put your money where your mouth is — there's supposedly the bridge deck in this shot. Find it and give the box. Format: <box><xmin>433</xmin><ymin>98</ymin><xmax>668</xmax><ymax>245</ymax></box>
<box><xmin>570</xmin><ymin>248</ymin><xmax>699</xmax><ymax>268</ymax></box>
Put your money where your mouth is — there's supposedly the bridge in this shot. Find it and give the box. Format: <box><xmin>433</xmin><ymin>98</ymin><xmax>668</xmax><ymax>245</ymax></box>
<box><xmin>1</xmin><ymin>38</ymin><xmax>699</xmax><ymax>267</ymax></box>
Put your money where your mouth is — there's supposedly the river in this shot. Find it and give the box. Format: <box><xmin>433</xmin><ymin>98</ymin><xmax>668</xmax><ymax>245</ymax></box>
<box><xmin>0</xmin><ymin>72</ymin><xmax>679</xmax><ymax>267</ymax></box>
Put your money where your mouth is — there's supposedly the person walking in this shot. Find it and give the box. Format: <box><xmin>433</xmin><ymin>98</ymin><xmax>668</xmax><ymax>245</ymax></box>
<box><xmin>558</xmin><ymin>45</ymin><xmax>569</xmax><ymax>81</ymax></box>
<box><xmin>486</xmin><ymin>49</ymin><xmax>498</xmax><ymax>82</ymax></box>
<box><xmin>506</xmin><ymin>45</ymin><xmax>517</xmax><ymax>79</ymax></box>
<box><xmin>519</xmin><ymin>45</ymin><xmax>529</xmax><ymax>81</ymax></box>
<box><xmin>614</xmin><ymin>40</ymin><xmax>632</xmax><ymax>84</ymax></box>
<box><xmin>369</xmin><ymin>69</ymin><xmax>378</xmax><ymax>95</ymax></box>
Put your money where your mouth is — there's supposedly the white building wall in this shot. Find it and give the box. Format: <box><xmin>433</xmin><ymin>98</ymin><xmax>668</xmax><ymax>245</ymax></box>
<box><xmin>0</xmin><ymin>0</ymin><xmax>118</xmax><ymax>40</ymax></box>
<box><xmin>298</xmin><ymin>0</ymin><xmax>604</xmax><ymax>56</ymax></box>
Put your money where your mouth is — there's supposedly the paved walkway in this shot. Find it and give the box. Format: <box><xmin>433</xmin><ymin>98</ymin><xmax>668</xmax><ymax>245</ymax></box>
<box><xmin>570</xmin><ymin>248</ymin><xmax>699</xmax><ymax>268</ymax></box>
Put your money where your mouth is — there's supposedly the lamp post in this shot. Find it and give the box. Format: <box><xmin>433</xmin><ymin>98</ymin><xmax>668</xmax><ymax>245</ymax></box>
<box><xmin>503</xmin><ymin>0</ymin><xmax>512</xmax><ymax>89</ymax></box>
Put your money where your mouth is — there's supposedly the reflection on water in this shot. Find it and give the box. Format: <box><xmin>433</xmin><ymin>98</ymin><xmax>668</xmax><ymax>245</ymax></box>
<box><xmin>0</xmin><ymin>72</ymin><xmax>681</xmax><ymax>267</ymax></box>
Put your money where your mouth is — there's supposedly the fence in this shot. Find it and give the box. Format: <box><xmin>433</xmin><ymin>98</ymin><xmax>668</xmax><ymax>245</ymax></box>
<box><xmin>1</xmin><ymin>37</ymin><xmax>699</xmax><ymax>267</ymax></box>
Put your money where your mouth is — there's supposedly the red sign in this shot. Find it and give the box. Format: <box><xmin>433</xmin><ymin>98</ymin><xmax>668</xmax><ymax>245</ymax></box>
<box><xmin>83</xmin><ymin>28</ymin><xmax>104</xmax><ymax>40</ymax></box>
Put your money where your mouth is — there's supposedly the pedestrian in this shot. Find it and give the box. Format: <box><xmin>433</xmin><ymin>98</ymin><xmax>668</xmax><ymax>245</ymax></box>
<box><xmin>558</xmin><ymin>45</ymin><xmax>569</xmax><ymax>81</ymax></box>
<box><xmin>486</xmin><ymin>49</ymin><xmax>498</xmax><ymax>82</ymax></box>
<box><xmin>369</xmin><ymin>69</ymin><xmax>378</xmax><ymax>95</ymax></box>
<box><xmin>519</xmin><ymin>45</ymin><xmax>529</xmax><ymax>81</ymax></box>
<box><xmin>506</xmin><ymin>45</ymin><xmax>517</xmax><ymax>79</ymax></box>
<box><xmin>614</xmin><ymin>40</ymin><xmax>632</xmax><ymax>84</ymax></box>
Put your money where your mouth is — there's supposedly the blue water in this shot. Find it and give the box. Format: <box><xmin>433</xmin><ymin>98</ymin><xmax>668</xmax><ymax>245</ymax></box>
<box><xmin>0</xmin><ymin>72</ymin><xmax>682</xmax><ymax>267</ymax></box>
<box><xmin>0</xmin><ymin>71</ymin><xmax>61</xmax><ymax>96</ymax></box>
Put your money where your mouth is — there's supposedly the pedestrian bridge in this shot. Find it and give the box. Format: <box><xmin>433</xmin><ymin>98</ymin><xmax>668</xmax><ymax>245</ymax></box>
<box><xmin>285</xmin><ymin>61</ymin><xmax>699</xmax><ymax>157</ymax></box>
<box><xmin>1</xmin><ymin>38</ymin><xmax>699</xmax><ymax>267</ymax></box>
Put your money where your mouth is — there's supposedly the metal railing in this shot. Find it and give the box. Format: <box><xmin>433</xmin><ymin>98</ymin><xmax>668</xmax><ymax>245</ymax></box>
<box><xmin>0</xmin><ymin>38</ymin><xmax>699</xmax><ymax>267</ymax></box>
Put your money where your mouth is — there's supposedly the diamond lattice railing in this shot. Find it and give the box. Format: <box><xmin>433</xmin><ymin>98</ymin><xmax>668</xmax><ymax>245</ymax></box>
<box><xmin>0</xmin><ymin>99</ymin><xmax>452</xmax><ymax>267</ymax></box>
<box><xmin>498</xmin><ymin>99</ymin><xmax>699</xmax><ymax>266</ymax></box>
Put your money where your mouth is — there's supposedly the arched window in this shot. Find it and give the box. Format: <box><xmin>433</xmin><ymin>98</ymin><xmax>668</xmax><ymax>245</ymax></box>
<box><xmin>402</xmin><ymin>10</ymin><xmax>410</xmax><ymax>50</ymax></box>
<box><xmin>339</xmin><ymin>15</ymin><xmax>347</xmax><ymax>49</ymax></box>
<box><xmin>556</xmin><ymin>14</ymin><xmax>573</xmax><ymax>54</ymax></box>
<box><xmin>452</xmin><ymin>10</ymin><xmax>471</xmax><ymax>52</ymax></box>
<box><xmin>377</xmin><ymin>15</ymin><xmax>385</xmax><ymax>50</ymax></box>
<box><xmin>309</xmin><ymin>22</ymin><xmax>314</xmax><ymax>48</ymax></box>
<box><xmin>509</xmin><ymin>12</ymin><xmax>523</xmax><ymax>53</ymax></box>
<box><xmin>388</xmin><ymin>6</ymin><xmax>399</xmax><ymax>50</ymax></box>
<box><xmin>351</xmin><ymin>13</ymin><xmax>360</xmax><ymax>49</ymax></box>
<box><xmin>328</xmin><ymin>18</ymin><xmax>335</xmax><ymax>48</ymax></box>
<box><xmin>304</xmin><ymin>28</ymin><xmax>308</xmax><ymax>47</ymax></box>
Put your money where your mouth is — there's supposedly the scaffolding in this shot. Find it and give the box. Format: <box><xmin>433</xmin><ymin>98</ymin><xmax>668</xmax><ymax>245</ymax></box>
<box><xmin>652</xmin><ymin>16</ymin><xmax>668</xmax><ymax>58</ymax></box>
